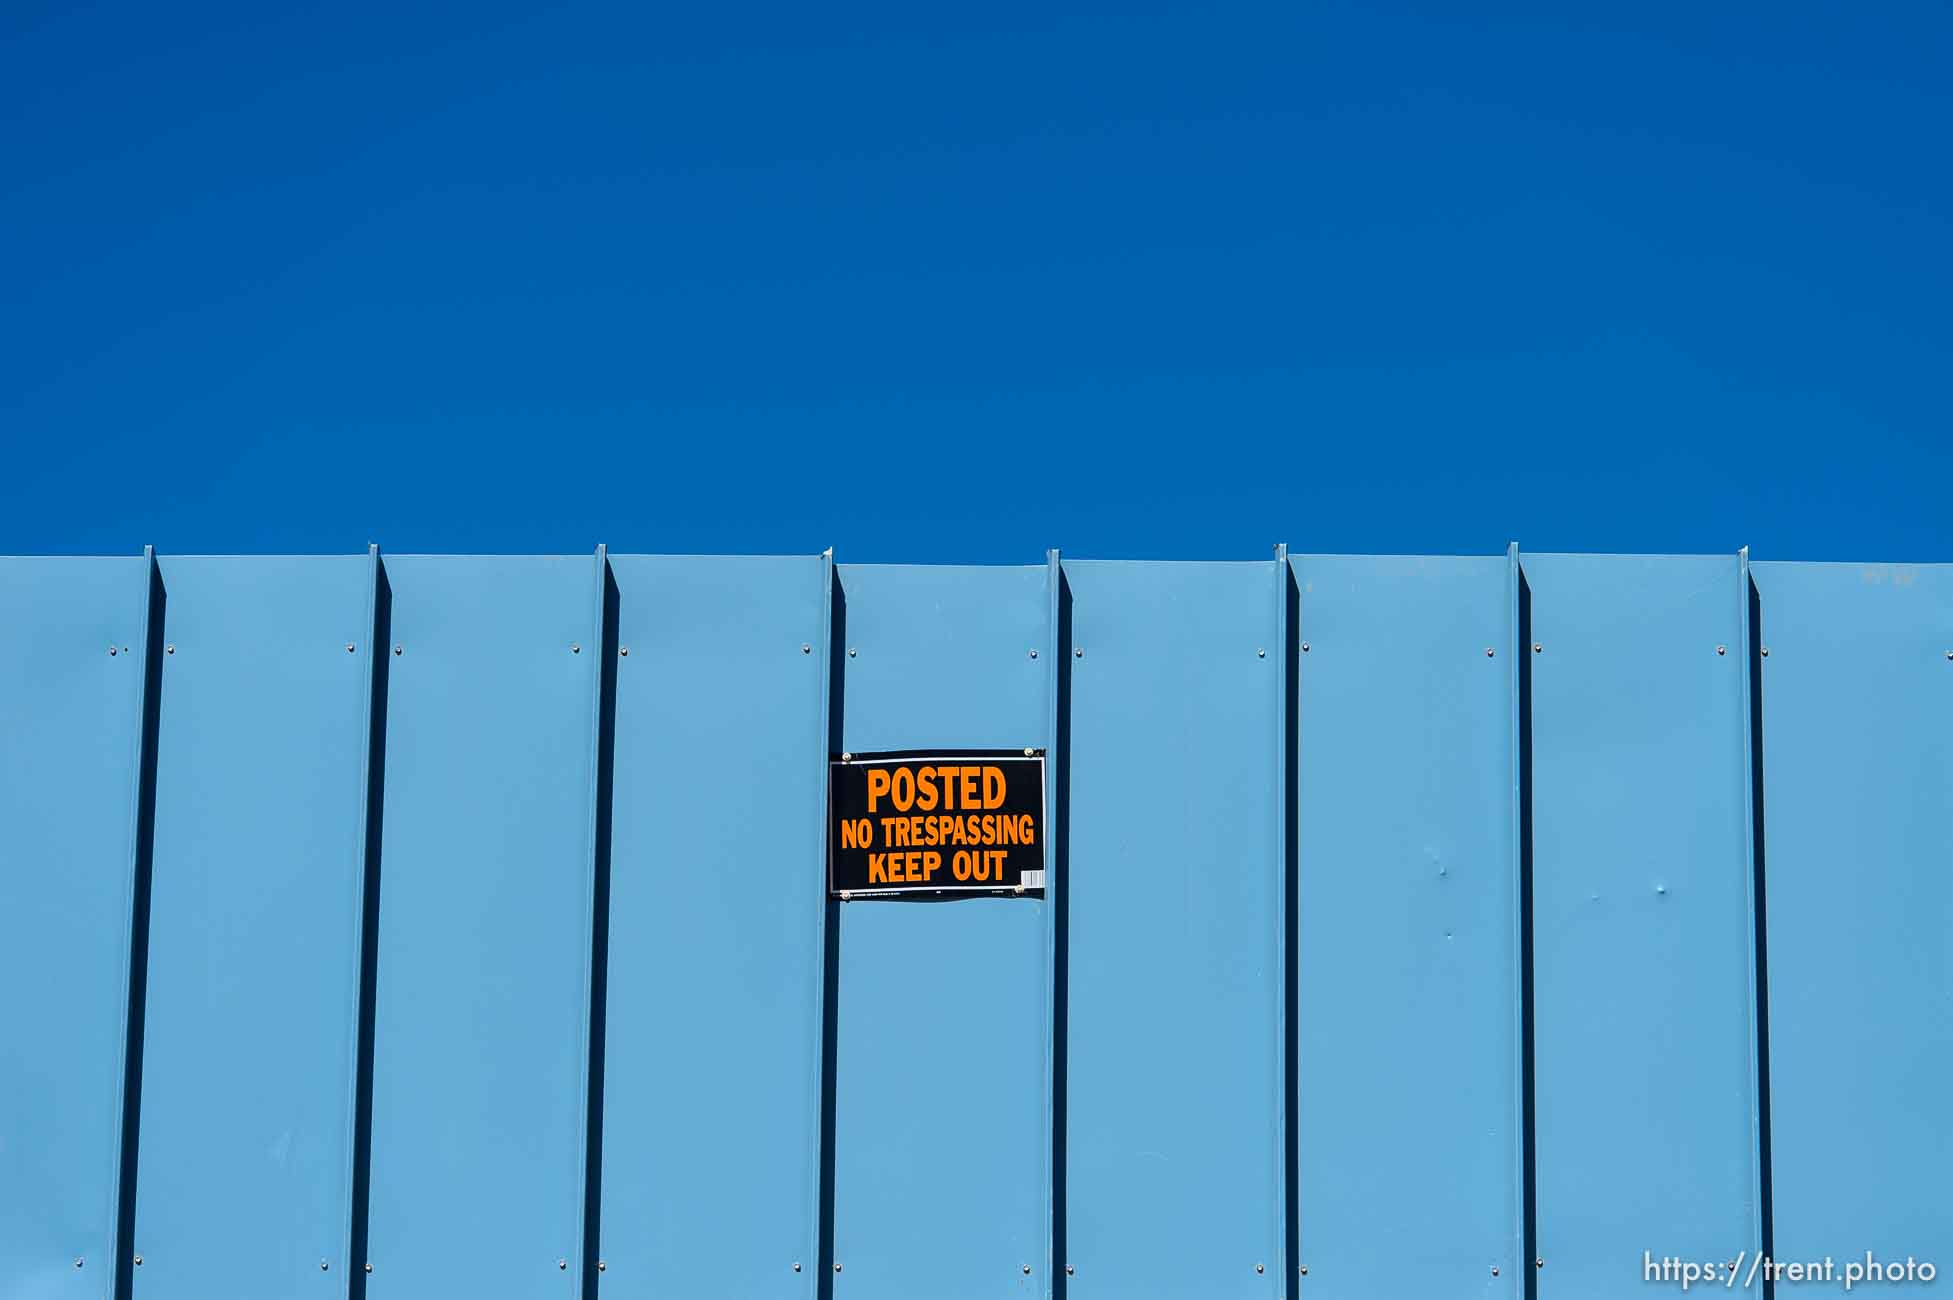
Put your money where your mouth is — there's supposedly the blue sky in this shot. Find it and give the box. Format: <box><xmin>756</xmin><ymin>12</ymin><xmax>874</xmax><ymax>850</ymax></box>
<box><xmin>3</xmin><ymin>0</ymin><xmax>1947</xmax><ymax>562</ymax></box>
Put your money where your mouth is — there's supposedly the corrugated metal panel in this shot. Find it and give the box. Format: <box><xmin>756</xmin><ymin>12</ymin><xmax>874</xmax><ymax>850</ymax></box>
<box><xmin>830</xmin><ymin>563</ymin><xmax>1052</xmax><ymax>1300</ymax></box>
<box><xmin>2</xmin><ymin>547</ymin><xmax>1947</xmax><ymax>1300</ymax></box>
<box><xmin>0</xmin><ymin>556</ymin><xmax>151</xmax><ymax>1300</ymax></box>
<box><xmin>596</xmin><ymin>553</ymin><xmax>829</xmax><ymax>1296</ymax></box>
<box><xmin>1062</xmin><ymin>560</ymin><xmax>1284</xmax><ymax>1299</ymax></box>
<box><xmin>1291</xmin><ymin>553</ymin><xmax>1521</xmax><ymax>1298</ymax></box>
<box><xmin>361</xmin><ymin>554</ymin><xmax>601</xmax><ymax>1299</ymax></box>
<box><xmin>131</xmin><ymin>555</ymin><xmax>374</xmax><ymax>1296</ymax></box>
<box><xmin>1524</xmin><ymin>553</ymin><xmax>1761</xmax><ymax>1298</ymax></box>
<box><xmin>1751</xmin><ymin>561</ymin><xmax>1951</xmax><ymax>1292</ymax></box>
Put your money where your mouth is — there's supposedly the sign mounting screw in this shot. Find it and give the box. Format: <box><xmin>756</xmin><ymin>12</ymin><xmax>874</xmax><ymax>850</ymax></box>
<box><xmin>1074</xmin><ymin>647</ymin><xmax>1083</xmax><ymax>658</ymax></box>
<box><xmin>393</xmin><ymin>644</ymin><xmax>402</xmax><ymax>655</ymax></box>
<box><xmin>849</xmin><ymin>647</ymin><xmax>857</xmax><ymax>657</ymax></box>
<box><xmin>1300</xmin><ymin>642</ymin><xmax>1310</xmax><ymax>653</ymax></box>
<box><xmin>166</xmin><ymin>644</ymin><xmax>175</xmax><ymax>654</ymax></box>
<box><xmin>620</xmin><ymin>646</ymin><xmax>629</xmax><ymax>657</ymax></box>
<box><xmin>346</xmin><ymin>642</ymin><xmax>356</xmax><ymax>653</ymax></box>
<box><xmin>1029</xmin><ymin>648</ymin><xmax>1037</xmax><ymax>658</ymax></box>
<box><xmin>1258</xmin><ymin>648</ymin><xmax>1266</xmax><ymax>658</ymax></box>
<box><xmin>597</xmin><ymin>1260</ymin><xmax>607</xmax><ymax>1272</ymax></box>
<box><xmin>571</xmin><ymin>643</ymin><xmax>581</xmax><ymax>654</ymax></box>
<box><xmin>1716</xmin><ymin>645</ymin><xmax>1727</xmax><ymax>656</ymax></box>
<box><xmin>802</xmin><ymin>643</ymin><xmax>811</xmax><ymax>654</ymax></box>
<box><xmin>1485</xmin><ymin>647</ymin><xmax>1495</xmax><ymax>657</ymax></box>
<box><xmin>1533</xmin><ymin>643</ymin><xmax>1542</xmax><ymax>653</ymax></box>
<box><xmin>558</xmin><ymin>1258</ymin><xmax>568</xmax><ymax>1270</ymax></box>
<box><xmin>1023</xmin><ymin>1264</ymin><xmax>1032</xmax><ymax>1275</ymax></box>
<box><xmin>1256</xmin><ymin>1263</ymin><xmax>1266</xmax><ymax>1274</ymax></box>
<box><xmin>793</xmin><ymin>1262</ymin><xmax>802</xmax><ymax>1272</ymax></box>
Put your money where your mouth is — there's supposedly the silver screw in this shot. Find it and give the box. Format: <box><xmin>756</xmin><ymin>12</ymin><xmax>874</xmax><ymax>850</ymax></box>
<box><xmin>571</xmin><ymin>643</ymin><xmax>581</xmax><ymax>654</ymax></box>
<box><xmin>801</xmin><ymin>643</ymin><xmax>811</xmax><ymax>654</ymax></box>
<box><xmin>1074</xmin><ymin>647</ymin><xmax>1083</xmax><ymax>658</ymax></box>
<box><xmin>1491</xmin><ymin>1265</ymin><xmax>1500</xmax><ymax>1276</ymax></box>
<box><xmin>1029</xmin><ymin>648</ymin><xmax>1038</xmax><ymax>658</ymax></box>
<box><xmin>1716</xmin><ymin>645</ymin><xmax>1727</xmax><ymax>656</ymax></box>
<box><xmin>794</xmin><ymin>1262</ymin><xmax>802</xmax><ymax>1272</ymax></box>
<box><xmin>1536</xmin><ymin>1257</ymin><xmax>1545</xmax><ymax>1268</ymax></box>
<box><xmin>321</xmin><ymin>1260</ymin><xmax>330</xmax><ymax>1271</ymax></box>
<box><xmin>558</xmin><ymin>1258</ymin><xmax>567</xmax><ymax>1270</ymax></box>
<box><xmin>1532</xmin><ymin>643</ymin><xmax>1542</xmax><ymax>653</ymax></box>
<box><xmin>1257</xmin><ymin>647</ymin><xmax>1266</xmax><ymax>658</ymax></box>
<box><xmin>598</xmin><ymin>1261</ymin><xmax>607</xmax><ymax>1272</ymax></box>
<box><xmin>346</xmin><ymin>642</ymin><xmax>356</xmax><ymax>653</ymax></box>
<box><xmin>835</xmin><ymin>1263</ymin><xmax>843</xmax><ymax>1273</ymax></box>
<box><xmin>1485</xmin><ymin>647</ymin><xmax>1495</xmax><ymax>657</ymax></box>
<box><xmin>365</xmin><ymin>1263</ymin><xmax>373</xmax><ymax>1273</ymax></box>
<box><xmin>1023</xmin><ymin>1264</ymin><xmax>1032</xmax><ymax>1275</ymax></box>
<box><xmin>1023</xmin><ymin>747</ymin><xmax>1035</xmax><ymax>756</ymax></box>
<box><xmin>135</xmin><ymin>1256</ymin><xmax>143</xmax><ymax>1266</ymax></box>
<box><xmin>393</xmin><ymin>644</ymin><xmax>402</xmax><ymax>655</ymax></box>
<box><xmin>166</xmin><ymin>644</ymin><xmax>175</xmax><ymax>654</ymax></box>
<box><xmin>1256</xmin><ymin>1263</ymin><xmax>1266</xmax><ymax>1274</ymax></box>
<box><xmin>1299</xmin><ymin>1264</ymin><xmax>1309</xmax><ymax>1275</ymax></box>
<box><xmin>107</xmin><ymin>645</ymin><xmax>117</xmax><ymax>656</ymax></box>
<box><xmin>1067</xmin><ymin>1264</ymin><xmax>1075</xmax><ymax>1276</ymax></box>
<box><xmin>1300</xmin><ymin>642</ymin><xmax>1310</xmax><ymax>653</ymax></box>
<box><xmin>619</xmin><ymin>646</ymin><xmax>630</xmax><ymax>657</ymax></box>
<box><xmin>849</xmin><ymin>647</ymin><xmax>857</xmax><ymax>657</ymax></box>
<box><xmin>74</xmin><ymin>1259</ymin><xmax>83</xmax><ymax>1269</ymax></box>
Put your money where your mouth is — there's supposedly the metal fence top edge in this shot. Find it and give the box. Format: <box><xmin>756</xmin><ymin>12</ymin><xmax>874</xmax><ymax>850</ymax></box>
<box><xmin>4</xmin><ymin>550</ymin><xmax>1952</xmax><ymax>566</ymax></box>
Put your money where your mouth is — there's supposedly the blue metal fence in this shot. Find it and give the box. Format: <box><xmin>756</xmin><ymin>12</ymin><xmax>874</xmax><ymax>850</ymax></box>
<box><xmin>0</xmin><ymin>548</ymin><xmax>1945</xmax><ymax>1300</ymax></box>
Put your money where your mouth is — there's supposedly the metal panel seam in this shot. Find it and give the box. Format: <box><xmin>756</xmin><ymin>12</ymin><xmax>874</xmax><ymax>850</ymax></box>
<box><xmin>1042</xmin><ymin>548</ymin><xmax>1061</xmax><ymax>1300</ymax></box>
<box><xmin>334</xmin><ymin>543</ymin><xmax>381</xmax><ymax>1293</ymax></box>
<box><xmin>106</xmin><ymin>544</ymin><xmax>156</xmax><ymax>1300</ymax></box>
<box><xmin>807</xmin><ymin>548</ymin><xmax>835</xmax><ymax>1291</ymax></box>
<box><xmin>1507</xmin><ymin>541</ymin><xmax>1528</xmax><ymax>1291</ymax></box>
<box><xmin>572</xmin><ymin>544</ymin><xmax>607</xmax><ymax>1298</ymax></box>
<box><xmin>1271</xmin><ymin>543</ymin><xmax>1289</xmax><ymax>1298</ymax></box>
<box><xmin>1736</xmin><ymin>547</ymin><xmax>1767</xmax><ymax>1274</ymax></box>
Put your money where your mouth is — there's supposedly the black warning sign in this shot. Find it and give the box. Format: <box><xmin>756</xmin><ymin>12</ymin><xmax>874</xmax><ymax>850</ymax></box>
<box><xmin>828</xmin><ymin>751</ymin><xmax>1046</xmax><ymax>897</ymax></box>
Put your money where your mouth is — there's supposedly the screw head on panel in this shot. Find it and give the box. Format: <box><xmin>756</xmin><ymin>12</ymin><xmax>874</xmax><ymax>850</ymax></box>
<box><xmin>1066</xmin><ymin>1264</ymin><xmax>1075</xmax><ymax>1276</ymax></box>
<box><xmin>571</xmin><ymin>643</ymin><xmax>581</xmax><ymax>654</ymax></box>
<box><xmin>1023</xmin><ymin>747</ymin><xmax>1035</xmax><ymax>756</ymax></box>
<box><xmin>835</xmin><ymin>1263</ymin><xmax>843</xmax><ymax>1273</ymax></box>
<box><xmin>321</xmin><ymin>1260</ymin><xmax>330</xmax><ymax>1271</ymax></box>
<box><xmin>1532</xmin><ymin>643</ymin><xmax>1542</xmax><ymax>653</ymax></box>
<box><xmin>393</xmin><ymin>644</ymin><xmax>402</xmax><ymax>655</ymax></box>
<box><xmin>794</xmin><ymin>1262</ymin><xmax>802</xmax><ymax>1272</ymax></box>
<box><xmin>1536</xmin><ymin>1257</ymin><xmax>1545</xmax><ymax>1268</ymax></box>
<box><xmin>1491</xmin><ymin>1266</ymin><xmax>1500</xmax><ymax>1276</ymax></box>
<box><xmin>1300</xmin><ymin>642</ymin><xmax>1310</xmax><ymax>653</ymax></box>
<box><xmin>1258</xmin><ymin>648</ymin><xmax>1266</xmax><ymax>658</ymax></box>
<box><xmin>346</xmin><ymin>643</ymin><xmax>356</xmax><ymax>653</ymax></box>
<box><xmin>849</xmin><ymin>647</ymin><xmax>857</xmax><ymax>657</ymax></box>
<box><xmin>598</xmin><ymin>1261</ymin><xmax>607</xmax><ymax>1272</ymax></box>
<box><xmin>135</xmin><ymin>1256</ymin><xmax>143</xmax><ymax>1266</ymax></box>
<box><xmin>1761</xmin><ymin>647</ymin><xmax>1770</xmax><ymax>657</ymax></box>
<box><xmin>1024</xmin><ymin>1264</ymin><xmax>1032</xmax><ymax>1275</ymax></box>
<box><xmin>1299</xmin><ymin>1264</ymin><xmax>1308</xmax><ymax>1275</ymax></box>
<box><xmin>1029</xmin><ymin>648</ymin><xmax>1038</xmax><ymax>658</ymax></box>
<box><xmin>801</xmin><ymin>643</ymin><xmax>811</xmax><ymax>654</ymax></box>
<box><xmin>620</xmin><ymin>646</ymin><xmax>630</xmax><ymax>657</ymax></box>
<box><xmin>365</xmin><ymin>1263</ymin><xmax>373</xmax><ymax>1273</ymax></box>
<box><xmin>1074</xmin><ymin>647</ymin><xmax>1083</xmax><ymax>658</ymax></box>
<box><xmin>74</xmin><ymin>1259</ymin><xmax>82</xmax><ymax>1269</ymax></box>
<box><xmin>166</xmin><ymin>644</ymin><xmax>175</xmax><ymax>654</ymax></box>
<box><xmin>1257</xmin><ymin>1263</ymin><xmax>1266</xmax><ymax>1274</ymax></box>
<box><xmin>107</xmin><ymin>645</ymin><xmax>117</xmax><ymax>656</ymax></box>
<box><xmin>1485</xmin><ymin>647</ymin><xmax>1495</xmax><ymax>657</ymax></box>
<box><xmin>1716</xmin><ymin>645</ymin><xmax>1727</xmax><ymax>656</ymax></box>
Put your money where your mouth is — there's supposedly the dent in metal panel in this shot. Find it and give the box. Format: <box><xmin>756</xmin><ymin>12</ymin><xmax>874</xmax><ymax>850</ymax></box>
<box><xmin>1291</xmin><ymin>555</ymin><xmax>1520</xmax><ymax>1297</ymax></box>
<box><xmin>1523</xmin><ymin>554</ymin><xmax>1758</xmax><ymax>1299</ymax></box>
<box><xmin>831</xmin><ymin>564</ymin><xmax>1051</xmax><ymax>1300</ymax></box>
<box><xmin>1063</xmin><ymin>560</ymin><xmax>1282</xmax><ymax>1300</ymax></box>
<box><xmin>597</xmin><ymin>554</ymin><xmax>828</xmax><ymax>1297</ymax></box>
<box><xmin>0</xmin><ymin>557</ymin><xmax>150</xmax><ymax>1298</ymax></box>
<box><xmin>363</xmin><ymin>555</ymin><xmax>600</xmax><ymax>1300</ymax></box>
<box><xmin>1751</xmin><ymin>562</ymin><xmax>1951</xmax><ymax>1289</ymax></box>
<box><xmin>130</xmin><ymin>556</ymin><xmax>374</xmax><ymax>1297</ymax></box>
